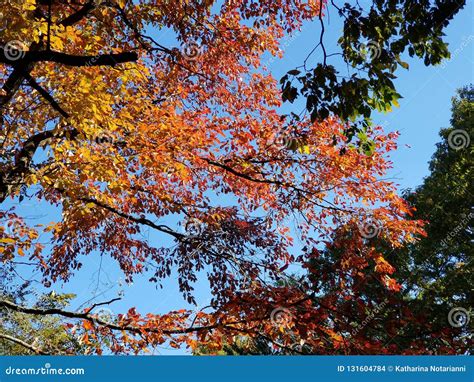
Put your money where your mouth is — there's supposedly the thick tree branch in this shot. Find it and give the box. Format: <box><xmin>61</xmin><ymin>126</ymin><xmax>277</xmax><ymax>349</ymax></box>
<box><xmin>0</xmin><ymin>68</ymin><xmax>30</xmax><ymax>111</ymax></box>
<box><xmin>0</xmin><ymin>42</ymin><xmax>41</xmax><ymax>111</ymax></box>
<box><xmin>1</xmin><ymin>50</ymin><xmax>138</xmax><ymax>67</ymax></box>
<box><xmin>0</xmin><ymin>299</ymin><xmax>258</xmax><ymax>336</ymax></box>
<box><xmin>24</xmin><ymin>72</ymin><xmax>70</xmax><ymax>118</ymax></box>
<box><xmin>0</xmin><ymin>128</ymin><xmax>62</xmax><ymax>203</ymax></box>
<box><xmin>58</xmin><ymin>0</ymin><xmax>95</xmax><ymax>27</ymax></box>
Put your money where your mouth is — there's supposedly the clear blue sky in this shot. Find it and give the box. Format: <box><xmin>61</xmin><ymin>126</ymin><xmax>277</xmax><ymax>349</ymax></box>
<box><xmin>10</xmin><ymin>2</ymin><xmax>473</xmax><ymax>355</ymax></box>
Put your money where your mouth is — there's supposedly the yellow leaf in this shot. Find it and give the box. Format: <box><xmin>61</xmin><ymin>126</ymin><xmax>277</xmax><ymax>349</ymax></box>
<box><xmin>0</xmin><ymin>238</ymin><xmax>16</xmax><ymax>244</ymax></box>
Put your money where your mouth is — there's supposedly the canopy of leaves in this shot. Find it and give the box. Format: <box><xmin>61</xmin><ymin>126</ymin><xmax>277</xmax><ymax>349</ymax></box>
<box><xmin>281</xmin><ymin>0</ymin><xmax>466</xmax><ymax>142</ymax></box>
<box><xmin>298</xmin><ymin>86</ymin><xmax>472</xmax><ymax>355</ymax></box>
<box><xmin>0</xmin><ymin>1</ymin><xmax>466</xmax><ymax>355</ymax></box>
<box><xmin>0</xmin><ymin>267</ymin><xmax>82</xmax><ymax>355</ymax></box>
<box><xmin>200</xmin><ymin>86</ymin><xmax>472</xmax><ymax>355</ymax></box>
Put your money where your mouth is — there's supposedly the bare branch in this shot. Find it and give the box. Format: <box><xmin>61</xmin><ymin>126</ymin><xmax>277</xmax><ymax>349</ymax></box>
<box><xmin>79</xmin><ymin>196</ymin><xmax>185</xmax><ymax>240</ymax></box>
<box><xmin>86</xmin><ymin>297</ymin><xmax>122</xmax><ymax>313</ymax></box>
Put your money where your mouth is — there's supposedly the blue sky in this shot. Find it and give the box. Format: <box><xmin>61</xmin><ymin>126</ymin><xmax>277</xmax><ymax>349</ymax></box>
<box><xmin>7</xmin><ymin>2</ymin><xmax>473</xmax><ymax>355</ymax></box>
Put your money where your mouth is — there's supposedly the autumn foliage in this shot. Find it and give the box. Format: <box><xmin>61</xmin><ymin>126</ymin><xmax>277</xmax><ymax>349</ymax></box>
<box><xmin>0</xmin><ymin>1</ymin><xmax>465</xmax><ymax>355</ymax></box>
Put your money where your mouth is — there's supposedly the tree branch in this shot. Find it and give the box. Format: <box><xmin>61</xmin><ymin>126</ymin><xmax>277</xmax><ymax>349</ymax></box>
<box><xmin>58</xmin><ymin>0</ymin><xmax>95</xmax><ymax>27</ymax></box>
<box><xmin>78</xmin><ymin>196</ymin><xmax>185</xmax><ymax>240</ymax></box>
<box><xmin>0</xmin><ymin>299</ymin><xmax>256</xmax><ymax>336</ymax></box>
<box><xmin>24</xmin><ymin>72</ymin><xmax>70</xmax><ymax>118</ymax></box>
<box><xmin>86</xmin><ymin>297</ymin><xmax>122</xmax><ymax>313</ymax></box>
<box><xmin>1</xmin><ymin>50</ymin><xmax>138</xmax><ymax>67</ymax></box>
<box><xmin>0</xmin><ymin>333</ymin><xmax>49</xmax><ymax>355</ymax></box>
<box><xmin>0</xmin><ymin>42</ymin><xmax>41</xmax><ymax>111</ymax></box>
<box><xmin>206</xmin><ymin>158</ymin><xmax>352</xmax><ymax>213</ymax></box>
<box><xmin>0</xmin><ymin>128</ymin><xmax>65</xmax><ymax>203</ymax></box>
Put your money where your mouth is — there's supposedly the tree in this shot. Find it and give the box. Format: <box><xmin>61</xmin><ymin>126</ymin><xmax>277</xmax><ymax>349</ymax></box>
<box><xmin>193</xmin><ymin>335</ymin><xmax>273</xmax><ymax>356</ymax></box>
<box><xmin>306</xmin><ymin>86</ymin><xmax>472</xmax><ymax>355</ymax></box>
<box><xmin>0</xmin><ymin>266</ymin><xmax>82</xmax><ymax>355</ymax></box>
<box><xmin>210</xmin><ymin>86</ymin><xmax>472</xmax><ymax>355</ymax></box>
<box><xmin>0</xmin><ymin>293</ymin><xmax>84</xmax><ymax>355</ymax></box>
<box><xmin>394</xmin><ymin>86</ymin><xmax>472</xmax><ymax>352</ymax></box>
<box><xmin>0</xmin><ymin>1</ymin><xmax>464</xmax><ymax>355</ymax></box>
<box><xmin>281</xmin><ymin>0</ymin><xmax>467</xmax><ymax>144</ymax></box>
